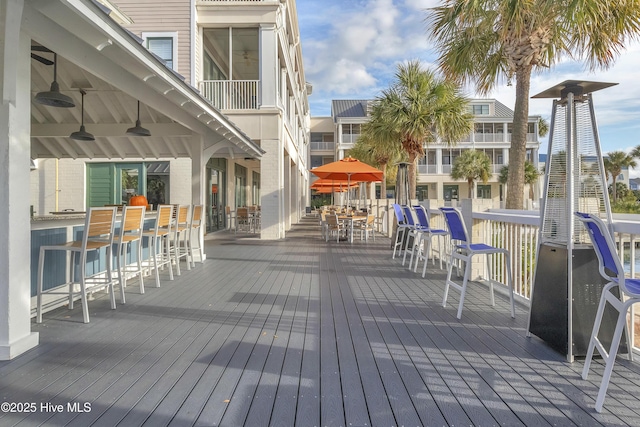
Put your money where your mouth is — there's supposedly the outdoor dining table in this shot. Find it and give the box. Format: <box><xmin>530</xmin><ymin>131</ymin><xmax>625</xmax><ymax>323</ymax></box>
<box><xmin>338</xmin><ymin>214</ymin><xmax>367</xmax><ymax>243</ymax></box>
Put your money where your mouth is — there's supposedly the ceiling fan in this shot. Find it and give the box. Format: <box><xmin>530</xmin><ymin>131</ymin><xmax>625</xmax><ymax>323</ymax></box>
<box><xmin>233</xmin><ymin>50</ymin><xmax>258</xmax><ymax>66</ymax></box>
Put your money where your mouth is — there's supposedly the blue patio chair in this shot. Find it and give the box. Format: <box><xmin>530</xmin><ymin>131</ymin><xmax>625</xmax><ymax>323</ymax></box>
<box><xmin>439</xmin><ymin>207</ymin><xmax>515</xmax><ymax>319</ymax></box>
<box><xmin>401</xmin><ymin>205</ymin><xmax>424</xmax><ymax>266</ymax></box>
<box><xmin>407</xmin><ymin>205</ymin><xmax>448</xmax><ymax>276</ymax></box>
<box><xmin>391</xmin><ymin>204</ymin><xmax>411</xmax><ymax>259</ymax></box>
<box><xmin>575</xmin><ymin>212</ymin><xmax>637</xmax><ymax>413</ymax></box>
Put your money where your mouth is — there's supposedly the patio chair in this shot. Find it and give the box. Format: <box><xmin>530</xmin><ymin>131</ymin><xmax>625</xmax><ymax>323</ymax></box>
<box><xmin>325</xmin><ymin>213</ymin><xmax>345</xmax><ymax>242</ymax></box>
<box><xmin>402</xmin><ymin>205</ymin><xmax>424</xmax><ymax>267</ymax></box>
<box><xmin>142</xmin><ymin>204</ymin><xmax>174</xmax><ymax>288</ymax></box>
<box><xmin>36</xmin><ymin>207</ymin><xmax>118</xmax><ymax>323</ymax></box>
<box><xmin>171</xmin><ymin>205</ymin><xmax>191</xmax><ymax>274</ymax></box>
<box><xmin>407</xmin><ymin>205</ymin><xmax>448</xmax><ymax>276</ymax></box>
<box><xmin>113</xmin><ymin>205</ymin><xmax>146</xmax><ymax>304</ymax></box>
<box><xmin>188</xmin><ymin>205</ymin><xmax>204</xmax><ymax>267</ymax></box>
<box><xmin>575</xmin><ymin>212</ymin><xmax>637</xmax><ymax>413</ymax></box>
<box><xmin>358</xmin><ymin>214</ymin><xmax>376</xmax><ymax>241</ymax></box>
<box><xmin>320</xmin><ymin>211</ymin><xmax>328</xmax><ymax>240</ymax></box>
<box><xmin>391</xmin><ymin>204</ymin><xmax>411</xmax><ymax>259</ymax></box>
<box><xmin>439</xmin><ymin>207</ymin><xmax>515</xmax><ymax>319</ymax></box>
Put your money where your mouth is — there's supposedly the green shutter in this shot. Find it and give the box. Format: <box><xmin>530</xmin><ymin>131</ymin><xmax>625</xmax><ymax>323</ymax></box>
<box><xmin>87</xmin><ymin>163</ymin><xmax>115</xmax><ymax>207</ymax></box>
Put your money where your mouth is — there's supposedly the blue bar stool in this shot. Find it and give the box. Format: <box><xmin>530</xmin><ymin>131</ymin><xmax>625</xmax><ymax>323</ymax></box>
<box><xmin>575</xmin><ymin>212</ymin><xmax>638</xmax><ymax>413</ymax></box>
<box><xmin>440</xmin><ymin>207</ymin><xmax>515</xmax><ymax>319</ymax></box>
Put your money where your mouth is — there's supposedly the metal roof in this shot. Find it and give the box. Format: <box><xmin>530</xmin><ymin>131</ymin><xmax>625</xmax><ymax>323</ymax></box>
<box><xmin>331</xmin><ymin>100</ymin><xmax>370</xmax><ymax>119</ymax></box>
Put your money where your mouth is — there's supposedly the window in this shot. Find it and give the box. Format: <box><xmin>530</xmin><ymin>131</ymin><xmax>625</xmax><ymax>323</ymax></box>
<box><xmin>86</xmin><ymin>162</ymin><xmax>169</xmax><ymax>208</ymax></box>
<box><xmin>477</xmin><ymin>185</ymin><xmax>491</xmax><ymax>199</ymax></box>
<box><xmin>202</xmin><ymin>27</ymin><xmax>259</xmax><ymax>81</ymax></box>
<box><xmin>142</xmin><ymin>32</ymin><xmax>178</xmax><ymax>70</ymax></box>
<box><xmin>471</xmin><ymin>104</ymin><xmax>489</xmax><ymax>115</ymax></box>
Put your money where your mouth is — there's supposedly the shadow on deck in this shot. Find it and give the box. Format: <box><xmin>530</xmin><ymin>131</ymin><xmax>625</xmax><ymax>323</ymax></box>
<box><xmin>1</xmin><ymin>216</ymin><xmax>639</xmax><ymax>426</ymax></box>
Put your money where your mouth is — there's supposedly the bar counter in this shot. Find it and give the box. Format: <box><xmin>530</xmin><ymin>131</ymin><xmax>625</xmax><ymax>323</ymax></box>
<box><xmin>30</xmin><ymin>212</ymin><xmax>157</xmax><ymax>314</ymax></box>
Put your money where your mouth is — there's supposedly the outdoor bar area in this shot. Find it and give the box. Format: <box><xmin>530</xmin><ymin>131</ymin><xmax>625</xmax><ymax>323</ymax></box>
<box><xmin>1</xmin><ymin>0</ymin><xmax>262</xmax><ymax>360</ymax></box>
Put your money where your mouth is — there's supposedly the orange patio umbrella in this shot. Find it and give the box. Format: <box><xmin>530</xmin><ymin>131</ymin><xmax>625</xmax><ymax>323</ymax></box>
<box><xmin>310</xmin><ymin>157</ymin><xmax>382</xmax><ymax>207</ymax></box>
<box><xmin>310</xmin><ymin>178</ymin><xmax>357</xmax><ymax>190</ymax></box>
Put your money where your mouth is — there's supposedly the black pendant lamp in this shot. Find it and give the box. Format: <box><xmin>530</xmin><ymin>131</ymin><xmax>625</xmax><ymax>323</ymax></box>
<box><xmin>34</xmin><ymin>53</ymin><xmax>75</xmax><ymax>108</ymax></box>
<box><xmin>70</xmin><ymin>90</ymin><xmax>95</xmax><ymax>141</ymax></box>
<box><xmin>126</xmin><ymin>101</ymin><xmax>151</xmax><ymax>137</ymax></box>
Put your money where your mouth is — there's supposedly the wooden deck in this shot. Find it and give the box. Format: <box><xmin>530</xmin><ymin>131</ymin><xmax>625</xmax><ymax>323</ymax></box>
<box><xmin>2</xmin><ymin>216</ymin><xmax>640</xmax><ymax>426</ymax></box>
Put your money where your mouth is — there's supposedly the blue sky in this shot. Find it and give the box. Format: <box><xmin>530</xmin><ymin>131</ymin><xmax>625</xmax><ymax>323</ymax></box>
<box><xmin>297</xmin><ymin>0</ymin><xmax>640</xmax><ymax>173</ymax></box>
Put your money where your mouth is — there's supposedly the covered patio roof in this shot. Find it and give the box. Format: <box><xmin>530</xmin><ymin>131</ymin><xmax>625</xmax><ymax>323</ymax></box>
<box><xmin>23</xmin><ymin>0</ymin><xmax>264</xmax><ymax>160</ymax></box>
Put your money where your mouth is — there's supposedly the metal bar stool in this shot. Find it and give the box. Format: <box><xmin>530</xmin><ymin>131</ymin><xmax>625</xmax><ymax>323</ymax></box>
<box><xmin>36</xmin><ymin>207</ymin><xmax>118</xmax><ymax>323</ymax></box>
<box><xmin>440</xmin><ymin>207</ymin><xmax>515</xmax><ymax>319</ymax></box>
<box><xmin>188</xmin><ymin>204</ymin><xmax>204</xmax><ymax>267</ymax></box>
<box><xmin>142</xmin><ymin>204</ymin><xmax>174</xmax><ymax>288</ymax></box>
<box><xmin>575</xmin><ymin>212</ymin><xmax>637</xmax><ymax>413</ymax></box>
<box><xmin>113</xmin><ymin>205</ymin><xmax>146</xmax><ymax>304</ymax></box>
<box><xmin>171</xmin><ymin>205</ymin><xmax>191</xmax><ymax>274</ymax></box>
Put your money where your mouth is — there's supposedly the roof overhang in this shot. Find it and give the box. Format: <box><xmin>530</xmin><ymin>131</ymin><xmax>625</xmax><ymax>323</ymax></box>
<box><xmin>23</xmin><ymin>0</ymin><xmax>264</xmax><ymax>160</ymax></box>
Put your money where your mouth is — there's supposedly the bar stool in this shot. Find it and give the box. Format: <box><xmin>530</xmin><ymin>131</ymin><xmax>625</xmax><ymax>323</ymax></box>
<box><xmin>113</xmin><ymin>205</ymin><xmax>145</xmax><ymax>304</ymax></box>
<box><xmin>188</xmin><ymin>204</ymin><xmax>204</xmax><ymax>267</ymax></box>
<box><xmin>142</xmin><ymin>204</ymin><xmax>174</xmax><ymax>288</ymax></box>
<box><xmin>171</xmin><ymin>205</ymin><xmax>191</xmax><ymax>274</ymax></box>
<box><xmin>440</xmin><ymin>207</ymin><xmax>515</xmax><ymax>319</ymax></box>
<box><xmin>36</xmin><ymin>207</ymin><xmax>118</xmax><ymax>323</ymax></box>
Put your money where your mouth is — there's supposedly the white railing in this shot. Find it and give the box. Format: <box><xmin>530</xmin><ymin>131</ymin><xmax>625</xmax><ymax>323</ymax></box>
<box><xmin>340</xmin><ymin>134</ymin><xmax>360</xmax><ymax>144</ymax></box>
<box><xmin>506</xmin><ymin>133</ymin><xmax>538</xmax><ymax>142</ymax></box>
<box><xmin>199</xmin><ymin>80</ymin><xmax>259</xmax><ymax>110</ymax></box>
<box><xmin>417</xmin><ymin>164</ymin><xmax>437</xmax><ymax>174</ymax></box>
<box><xmin>310</xmin><ymin>141</ymin><xmax>335</xmax><ymax>151</ymax></box>
<box><xmin>199</xmin><ymin>0</ymin><xmax>271</xmax><ymax>2</ymax></box>
<box><xmin>474</xmin><ymin>132</ymin><xmax>505</xmax><ymax>143</ymax></box>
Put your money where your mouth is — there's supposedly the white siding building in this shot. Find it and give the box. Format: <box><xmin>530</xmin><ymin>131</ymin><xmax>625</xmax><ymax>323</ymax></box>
<box><xmin>311</xmin><ymin>99</ymin><xmax>542</xmax><ymax>206</ymax></box>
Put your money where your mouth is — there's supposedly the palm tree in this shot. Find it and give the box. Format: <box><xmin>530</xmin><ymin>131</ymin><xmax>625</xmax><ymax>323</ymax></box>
<box><xmin>427</xmin><ymin>0</ymin><xmax>640</xmax><ymax>210</ymax></box>
<box><xmin>364</xmin><ymin>60</ymin><xmax>473</xmax><ymax>199</ymax></box>
<box><xmin>451</xmin><ymin>150</ymin><xmax>492</xmax><ymax>199</ymax></box>
<box><xmin>499</xmin><ymin>161</ymin><xmax>541</xmax><ymax>201</ymax></box>
<box><xmin>351</xmin><ymin>130</ymin><xmax>404</xmax><ymax>197</ymax></box>
<box><xmin>604</xmin><ymin>151</ymin><xmax>637</xmax><ymax>202</ymax></box>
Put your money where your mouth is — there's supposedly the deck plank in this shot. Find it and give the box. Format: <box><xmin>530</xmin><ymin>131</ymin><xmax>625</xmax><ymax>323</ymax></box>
<box><xmin>1</xmin><ymin>217</ymin><xmax>638</xmax><ymax>426</ymax></box>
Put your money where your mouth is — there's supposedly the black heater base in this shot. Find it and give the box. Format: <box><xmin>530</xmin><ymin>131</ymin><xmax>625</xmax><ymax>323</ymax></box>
<box><xmin>528</xmin><ymin>243</ymin><xmax>625</xmax><ymax>358</ymax></box>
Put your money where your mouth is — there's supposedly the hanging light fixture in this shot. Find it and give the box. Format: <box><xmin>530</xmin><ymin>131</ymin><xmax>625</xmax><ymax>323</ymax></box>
<box><xmin>126</xmin><ymin>100</ymin><xmax>151</xmax><ymax>137</ymax></box>
<box><xmin>34</xmin><ymin>53</ymin><xmax>75</xmax><ymax>108</ymax></box>
<box><xmin>70</xmin><ymin>90</ymin><xmax>95</xmax><ymax>141</ymax></box>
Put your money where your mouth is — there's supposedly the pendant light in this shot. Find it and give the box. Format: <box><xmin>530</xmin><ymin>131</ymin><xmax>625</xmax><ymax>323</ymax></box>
<box><xmin>34</xmin><ymin>53</ymin><xmax>75</xmax><ymax>108</ymax></box>
<box><xmin>126</xmin><ymin>100</ymin><xmax>151</xmax><ymax>137</ymax></box>
<box><xmin>70</xmin><ymin>90</ymin><xmax>95</xmax><ymax>141</ymax></box>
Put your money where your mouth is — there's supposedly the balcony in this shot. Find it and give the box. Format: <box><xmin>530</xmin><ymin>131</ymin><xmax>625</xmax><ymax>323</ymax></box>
<box><xmin>310</xmin><ymin>141</ymin><xmax>335</xmax><ymax>151</ymax></box>
<box><xmin>340</xmin><ymin>134</ymin><xmax>360</xmax><ymax>145</ymax></box>
<box><xmin>200</xmin><ymin>80</ymin><xmax>260</xmax><ymax>110</ymax></box>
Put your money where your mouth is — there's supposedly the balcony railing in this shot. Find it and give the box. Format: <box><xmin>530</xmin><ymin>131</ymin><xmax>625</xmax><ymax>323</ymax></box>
<box><xmin>199</xmin><ymin>0</ymin><xmax>271</xmax><ymax>2</ymax></box>
<box><xmin>310</xmin><ymin>141</ymin><xmax>335</xmax><ymax>151</ymax></box>
<box><xmin>417</xmin><ymin>164</ymin><xmax>437</xmax><ymax>174</ymax></box>
<box><xmin>340</xmin><ymin>134</ymin><xmax>360</xmax><ymax>144</ymax></box>
<box><xmin>200</xmin><ymin>80</ymin><xmax>260</xmax><ymax>110</ymax></box>
<box><xmin>506</xmin><ymin>133</ymin><xmax>538</xmax><ymax>142</ymax></box>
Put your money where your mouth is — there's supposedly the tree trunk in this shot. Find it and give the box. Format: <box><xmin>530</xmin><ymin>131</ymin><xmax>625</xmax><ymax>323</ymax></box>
<box><xmin>381</xmin><ymin>162</ymin><xmax>387</xmax><ymax>198</ymax></box>
<box><xmin>506</xmin><ymin>66</ymin><xmax>532</xmax><ymax>210</ymax></box>
<box><xmin>468</xmin><ymin>178</ymin><xmax>474</xmax><ymax>199</ymax></box>
<box><xmin>612</xmin><ymin>177</ymin><xmax>617</xmax><ymax>202</ymax></box>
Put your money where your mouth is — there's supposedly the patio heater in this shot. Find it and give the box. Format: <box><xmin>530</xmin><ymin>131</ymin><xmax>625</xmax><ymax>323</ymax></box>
<box><xmin>527</xmin><ymin>80</ymin><xmax>624</xmax><ymax>362</ymax></box>
<box><xmin>395</xmin><ymin>162</ymin><xmax>410</xmax><ymax>206</ymax></box>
